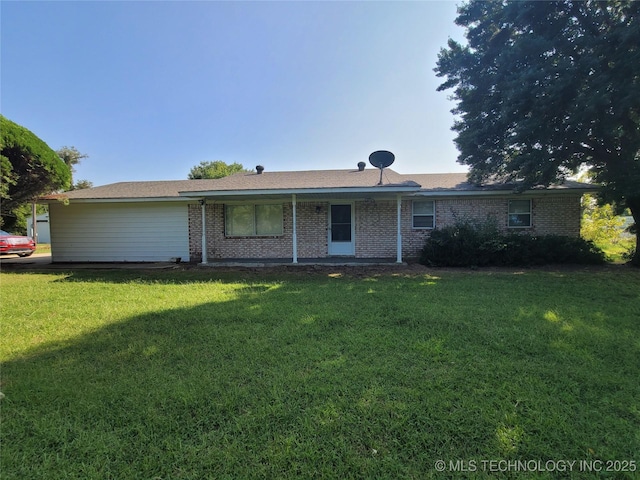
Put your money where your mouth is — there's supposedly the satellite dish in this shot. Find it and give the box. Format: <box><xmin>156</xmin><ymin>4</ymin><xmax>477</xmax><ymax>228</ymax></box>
<box><xmin>369</xmin><ymin>150</ymin><xmax>395</xmax><ymax>169</ymax></box>
<box><xmin>368</xmin><ymin>150</ymin><xmax>395</xmax><ymax>185</ymax></box>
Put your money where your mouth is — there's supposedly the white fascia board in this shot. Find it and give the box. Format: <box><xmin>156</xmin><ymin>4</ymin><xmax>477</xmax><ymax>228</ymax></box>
<box><xmin>408</xmin><ymin>188</ymin><xmax>595</xmax><ymax>198</ymax></box>
<box><xmin>39</xmin><ymin>197</ymin><xmax>197</xmax><ymax>204</ymax></box>
<box><xmin>178</xmin><ymin>186</ymin><xmax>421</xmax><ymax>197</ymax></box>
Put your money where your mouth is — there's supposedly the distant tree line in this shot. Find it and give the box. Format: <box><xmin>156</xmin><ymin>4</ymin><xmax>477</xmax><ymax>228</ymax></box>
<box><xmin>187</xmin><ymin>160</ymin><xmax>250</xmax><ymax>179</ymax></box>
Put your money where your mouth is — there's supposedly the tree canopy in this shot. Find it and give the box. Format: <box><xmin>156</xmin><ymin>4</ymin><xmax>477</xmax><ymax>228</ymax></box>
<box><xmin>188</xmin><ymin>160</ymin><xmax>250</xmax><ymax>179</ymax></box>
<box><xmin>0</xmin><ymin>115</ymin><xmax>71</xmax><ymax>229</ymax></box>
<box><xmin>435</xmin><ymin>0</ymin><xmax>640</xmax><ymax>264</ymax></box>
<box><xmin>57</xmin><ymin>146</ymin><xmax>92</xmax><ymax>190</ymax></box>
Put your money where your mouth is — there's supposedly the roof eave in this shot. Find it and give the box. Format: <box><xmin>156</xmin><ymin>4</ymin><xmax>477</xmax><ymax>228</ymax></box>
<box><xmin>39</xmin><ymin>196</ymin><xmax>195</xmax><ymax>204</ymax></box>
<box><xmin>178</xmin><ymin>186</ymin><xmax>422</xmax><ymax>197</ymax></box>
<box><xmin>412</xmin><ymin>186</ymin><xmax>599</xmax><ymax>197</ymax></box>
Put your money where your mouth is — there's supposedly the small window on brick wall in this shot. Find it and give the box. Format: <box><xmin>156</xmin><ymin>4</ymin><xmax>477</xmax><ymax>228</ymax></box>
<box><xmin>225</xmin><ymin>204</ymin><xmax>283</xmax><ymax>236</ymax></box>
<box><xmin>413</xmin><ymin>200</ymin><xmax>435</xmax><ymax>229</ymax></box>
<box><xmin>508</xmin><ymin>199</ymin><xmax>531</xmax><ymax>228</ymax></box>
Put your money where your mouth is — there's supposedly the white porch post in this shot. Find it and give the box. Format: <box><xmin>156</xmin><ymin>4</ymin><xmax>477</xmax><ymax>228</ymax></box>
<box><xmin>396</xmin><ymin>194</ymin><xmax>403</xmax><ymax>263</ymax></box>
<box><xmin>200</xmin><ymin>199</ymin><xmax>208</xmax><ymax>265</ymax></box>
<box><xmin>292</xmin><ymin>194</ymin><xmax>298</xmax><ymax>263</ymax></box>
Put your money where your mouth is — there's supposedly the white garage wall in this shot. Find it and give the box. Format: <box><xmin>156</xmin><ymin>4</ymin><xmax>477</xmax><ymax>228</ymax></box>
<box><xmin>49</xmin><ymin>202</ymin><xmax>190</xmax><ymax>262</ymax></box>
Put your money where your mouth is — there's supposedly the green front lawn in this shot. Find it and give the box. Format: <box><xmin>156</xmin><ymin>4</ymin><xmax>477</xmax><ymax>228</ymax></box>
<box><xmin>34</xmin><ymin>243</ymin><xmax>51</xmax><ymax>255</ymax></box>
<box><xmin>1</xmin><ymin>267</ymin><xmax>638</xmax><ymax>479</ymax></box>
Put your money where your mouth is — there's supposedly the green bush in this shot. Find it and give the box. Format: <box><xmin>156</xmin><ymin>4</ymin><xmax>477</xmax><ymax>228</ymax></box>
<box><xmin>581</xmin><ymin>194</ymin><xmax>626</xmax><ymax>244</ymax></box>
<box><xmin>420</xmin><ymin>219</ymin><xmax>605</xmax><ymax>267</ymax></box>
<box><xmin>419</xmin><ymin>219</ymin><xmax>500</xmax><ymax>267</ymax></box>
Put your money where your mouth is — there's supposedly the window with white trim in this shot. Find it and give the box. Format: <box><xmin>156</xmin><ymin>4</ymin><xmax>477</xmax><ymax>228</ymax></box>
<box><xmin>413</xmin><ymin>200</ymin><xmax>435</xmax><ymax>229</ymax></box>
<box><xmin>508</xmin><ymin>200</ymin><xmax>531</xmax><ymax>228</ymax></box>
<box><xmin>225</xmin><ymin>204</ymin><xmax>283</xmax><ymax>236</ymax></box>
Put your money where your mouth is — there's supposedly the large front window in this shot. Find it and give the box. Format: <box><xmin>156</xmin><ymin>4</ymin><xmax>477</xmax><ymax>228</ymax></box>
<box><xmin>225</xmin><ymin>204</ymin><xmax>283</xmax><ymax>236</ymax></box>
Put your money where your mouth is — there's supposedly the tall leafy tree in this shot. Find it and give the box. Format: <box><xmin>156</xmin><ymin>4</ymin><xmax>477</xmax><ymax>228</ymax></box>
<box><xmin>435</xmin><ymin>0</ymin><xmax>640</xmax><ymax>265</ymax></box>
<box><xmin>72</xmin><ymin>179</ymin><xmax>94</xmax><ymax>190</ymax></box>
<box><xmin>0</xmin><ymin>115</ymin><xmax>71</xmax><ymax>229</ymax></box>
<box><xmin>57</xmin><ymin>146</ymin><xmax>91</xmax><ymax>190</ymax></box>
<box><xmin>188</xmin><ymin>160</ymin><xmax>250</xmax><ymax>179</ymax></box>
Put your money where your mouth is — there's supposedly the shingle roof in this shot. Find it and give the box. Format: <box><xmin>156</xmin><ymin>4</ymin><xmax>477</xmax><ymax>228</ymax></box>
<box><xmin>406</xmin><ymin>173</ymin><xmax>471</xmax><ymax>190</ymax></box>
<box><xmin>42</xmin><ymin>168</ymin><xmax>594</xmax><ymax>201</ymax></box>
<box><xmin>44</xmin><ymin>179</ymin><xmax>214</xmax><ymax>200</ymax></box>
<box><xmin>407</xmin><ymin>173</ymin><xmax>594</xmax><ymax>192</ymax></box>
<box><xmin>184</xmin><ymin>168</ymin><xmax>417</xmax><ymax>192</ymax></box>
<box><xmin>44</xmin><ymin>169</ymin><xmax>418</xmax><ymax>200</ymax></box>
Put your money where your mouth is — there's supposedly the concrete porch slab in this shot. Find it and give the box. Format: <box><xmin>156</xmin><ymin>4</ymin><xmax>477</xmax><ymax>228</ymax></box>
<box><xmin>201</xmin><ymin>257</ymin><xmax>405</xmax><ymax>267</ymax></box>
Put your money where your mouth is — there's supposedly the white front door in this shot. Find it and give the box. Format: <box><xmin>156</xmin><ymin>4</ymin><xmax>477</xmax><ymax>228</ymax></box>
<box><xmin>328</xmin><ymin>203</ymin><xmax>355</xmax><ymax>256</ymax></box>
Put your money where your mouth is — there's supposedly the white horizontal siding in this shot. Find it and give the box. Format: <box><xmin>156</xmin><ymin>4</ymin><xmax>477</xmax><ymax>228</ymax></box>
<box><xmin>49</xmin><ymin>202</ymin><xmax>190</xmax><ymax>262</ymax></box>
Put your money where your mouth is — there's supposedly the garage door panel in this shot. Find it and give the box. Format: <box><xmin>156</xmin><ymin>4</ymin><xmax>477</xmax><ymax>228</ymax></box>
<box><xmin>49</xmin><ymin>202</ymin><xmax>190</xmax><ymax>262</ymax></box>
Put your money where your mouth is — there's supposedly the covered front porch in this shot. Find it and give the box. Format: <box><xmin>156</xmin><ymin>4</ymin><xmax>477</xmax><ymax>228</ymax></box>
<box><xmin>184</xmin><ymin>188</ymin><xmax>419</xmax><ymax>265</ymax></box>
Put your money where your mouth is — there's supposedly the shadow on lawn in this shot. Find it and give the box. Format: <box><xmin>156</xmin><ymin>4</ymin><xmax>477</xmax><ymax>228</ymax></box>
<box><xmin>2</xmin><ymin>269</ymin><xmax>639</xmax><ymax>479</ymax></box>
<box><xmin>2</xmin><ymin>264</ymin><xmax>440</xmax><ymax>285</ymax></box>
<box><xmin>2</xmin><ymin>274</ymin><xmax>448</xmax><ymax>478</ymax></box>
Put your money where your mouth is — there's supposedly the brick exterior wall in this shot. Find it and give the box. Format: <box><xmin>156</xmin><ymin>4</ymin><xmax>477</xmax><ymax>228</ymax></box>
<box><xmin>188</xmin><ymin>204</ymin><xmax>202</xmax><ymax>262</ymax></box>
<box><xmin>530</xmin><ymin>195</ymin><xmax>582</xmax><ymax>237</ymax></box>
<box><xmin>204</xmin><ymin>203</ymin><xmax>295</xmax><ymax>260</ymax></box>
<box><xmin>355</xmin><ymin>199</ymin><xmax>397</xmax><ymax>258</ymax></box>
<box><xmin>187</xmin><ymin>194</ymin><xmax>582</xmax><ymax>262</ymax></box>
<box><xmin>296</xmin><ymin>202</ymin><xmax>328</xmax><ymax>258</ymax></box>
<box><xmin>402</xmin><ymin>195</ymin><xmax>582</xmax><ymax>259</ymax></box>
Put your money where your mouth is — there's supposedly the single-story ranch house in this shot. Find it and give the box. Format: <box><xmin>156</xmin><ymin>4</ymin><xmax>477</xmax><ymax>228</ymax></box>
<box><xmin>41</xmin><ymin>164</ymin><xmax>594</xmax><ymax>264</ymax></box>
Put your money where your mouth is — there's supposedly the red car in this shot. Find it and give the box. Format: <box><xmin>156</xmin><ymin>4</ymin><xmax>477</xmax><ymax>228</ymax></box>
<box><xmin>0</xmin><ymin>230</ymin><xmax>36</xmax><ymax>257</ymax></box>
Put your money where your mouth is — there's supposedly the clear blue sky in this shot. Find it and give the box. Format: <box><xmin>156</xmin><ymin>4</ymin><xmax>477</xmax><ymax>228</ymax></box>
<box><xmin>1</xmin><ymin>1</ymin><xmax>467</xmax><ymax>186</ymax></box>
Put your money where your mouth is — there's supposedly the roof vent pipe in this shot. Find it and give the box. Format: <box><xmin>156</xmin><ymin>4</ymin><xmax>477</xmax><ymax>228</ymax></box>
<box><xmin>357</xmin><ymin>162</ymin><xmax>366</xmax><ymax>171</ymax></box>
<box><xmin>256</xmin><ymin>165</ymin><xmax>264</xmax><ymax>174</ymax></box>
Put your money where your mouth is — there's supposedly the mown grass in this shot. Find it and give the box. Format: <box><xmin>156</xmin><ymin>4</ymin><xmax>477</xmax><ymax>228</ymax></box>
<box><xmin>34</xmin><ymin>243</ymin><xmax>51</xmax><ymax>254</ymax></box>
<box><xmin>1</xmin><ymin>267</ymin><xmax>639</xmax><ymax>479</ymax></box>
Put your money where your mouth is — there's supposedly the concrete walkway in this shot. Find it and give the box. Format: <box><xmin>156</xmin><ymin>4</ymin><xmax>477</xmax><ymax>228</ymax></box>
<box><xmin>0</xmin><ymin>253</ymin><xmax>52</xmax><ymax>267</ymax></box>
